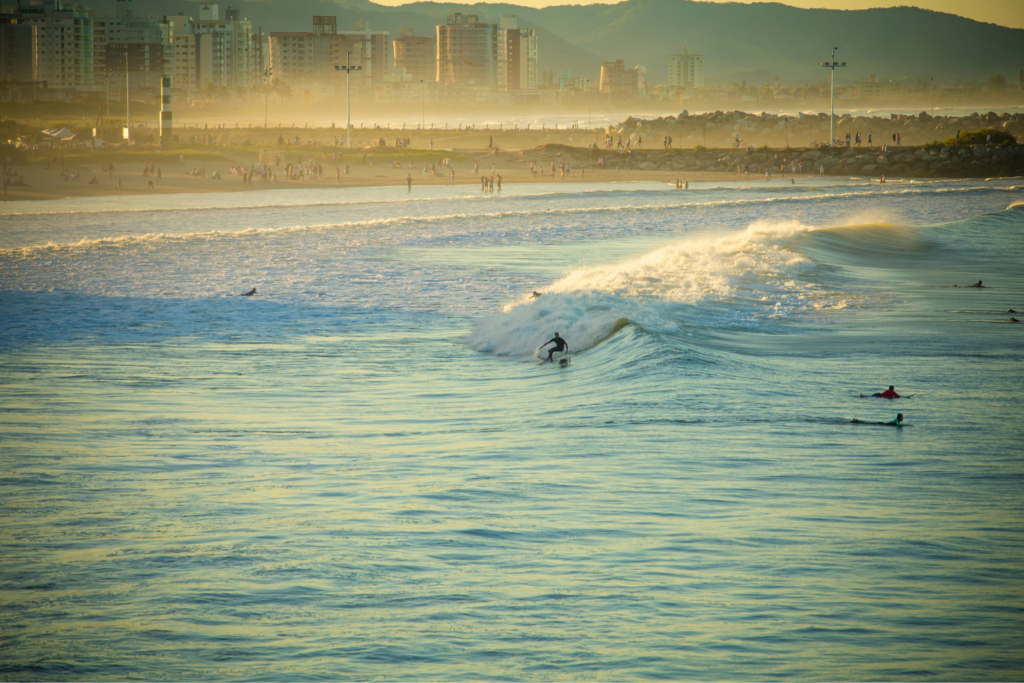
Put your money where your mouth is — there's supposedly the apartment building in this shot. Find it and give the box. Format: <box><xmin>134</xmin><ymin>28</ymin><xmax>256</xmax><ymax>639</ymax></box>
<box><xmin>393</xmin><ymin>26</ymin><xmax>434</xmax><ymax>83</ymax></box>
<box><xmin>163</xmin><ymin>13</ymin><xmax>195</xmax><ymax>93</ymax></box>
<box><xmin>9</xmin><ymin>0</ymin><xmax>93</xmax><ymax>90</ymax></box>
<box><xmin>337</xmin><ymin>19</ymin><xmax>388</xmax><ymax>89</ymax></box>
<box><xmin>189</xmin><ymin>3</ymin><xmax>253</xmax><ymax>90</ymax></box>
<box><xmin>94</xmin><ymin>0</ymin><xmax>167</xmax><ymax>90</ymax></box>
<box><xmin>436</xmin><ymin>12</ymin><xmax>495</xmax><ymax>88</ymax></box>
<box><xmin>0</xmin><ymin>12</ymin><xmax>36</xmax><ymax>83</ymax></box>
<box><xmin>600</xmin><ymin>59</ymin><xmax>644</xmax><ymax>100</ymax></box>
<box><xmin>495</xmin><ymin>16</ymin><xmax>536</xmax><ymax>91</ymax></box>
<box><xmin>667</xmin><ymin>47</ymin><xmax>703</xmax><ymax>89</ymax></box>
<box><xmin>269</xmin><ymin>17</ymin><xmax>387</xmax><ymax>91</ymax></box>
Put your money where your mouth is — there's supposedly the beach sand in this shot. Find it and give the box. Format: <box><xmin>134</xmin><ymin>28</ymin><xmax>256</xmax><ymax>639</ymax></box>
<box><xmin>1</xmin><ymin>153</ymin><xmax>807</xmax><ymax>202</ymax></box>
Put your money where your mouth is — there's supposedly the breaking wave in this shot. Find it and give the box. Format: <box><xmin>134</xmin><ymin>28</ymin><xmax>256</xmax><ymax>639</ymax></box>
<box><xmin>465</xmin><ymin>220</ymin><xmax>857</xmax><ymax>357</ymax></box>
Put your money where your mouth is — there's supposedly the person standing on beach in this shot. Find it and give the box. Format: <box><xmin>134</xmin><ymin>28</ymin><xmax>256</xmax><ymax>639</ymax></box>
<box><xmin>407</xmin><ymin>174</ymin><xmax>412</xmax><ymax>191</ymax></box>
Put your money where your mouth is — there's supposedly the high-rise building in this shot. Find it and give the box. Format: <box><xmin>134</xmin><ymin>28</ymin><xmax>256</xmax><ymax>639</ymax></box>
<box><xmin>599</xmin><ymin>59</ymin><xmax>626</xmax><ymax>98</ymax></box>
<box><xmin>667</xmin><ymin>47</ymin><xmax>703</xmax><ymax>89</ymax></box>
<box><xmin>159</xmin><ymin>4</ymin><xmax>253</xmax><ymax>95</ymax></box>
<box><xmin>10</xmin><ymin>0</ymin><xmax>93</xmax><ymax>90</ymax></box>
<box><xmin>269</xmin><ymin>17</ymin><xmax>387</xmax><ymax>91</ymax></box>
<box><xmin>163</xmin><ymin>13</ymin><xmax>196</xmax><ymax>95</ymax></box>
<box><xmin>436</xmin><ymin>12</ymin><xmax>495</xmax><ymax>88</ymax></box>
<box><xmin>251</xmin><ymin>26</ymin><xmax>263</xmax><ymax>87</ymax></box>
<box><xmin>600</xmin><ymin>59</ymin><xmax>644</xmax><ymax>100</ymax></box>
<box><xmin>189</xmin><ymin>3</ymin><xmax>253</xmax><ymax>91</ymax></box>
<box><xmin>337</xmin><ymin>19</ymin><xmax>388</xmax><ymax>89</ymax></box>
<box><xmin>0</xmin><ymin>12</ymin><xmax>37</xmax><ymax>83</ymax></box>
<box><xmin>94</xmin><ymin>0</ymin><xmax>167</xmax><ymax>90</ymax></box>
<box><xmin>393</xmin><ymin>26</ymin><xmax>434</xmax><ymax>83</ymax></box>
<box><xmin>495</xmin><ymin>16</ymin><xmax>536</xmax><ymax>91</ymax></box>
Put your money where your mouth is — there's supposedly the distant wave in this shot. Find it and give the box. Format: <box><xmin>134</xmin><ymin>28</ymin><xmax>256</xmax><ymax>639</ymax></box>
<box><xmin>6</xmin><ymin>185</ymin><xmax>1020</xmax><ymax>256</ymax></box>
<box><xmin>1</xmin><ymin>181</ymin><xmax>1019</xmax><ymax>220</ymax></box>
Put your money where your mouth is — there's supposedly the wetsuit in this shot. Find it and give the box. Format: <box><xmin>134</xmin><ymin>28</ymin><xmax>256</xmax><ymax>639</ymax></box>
<box><xmin>543</xmin><ymin>336</ymin><xmax>568</xmax><ymax>361</ymax></box>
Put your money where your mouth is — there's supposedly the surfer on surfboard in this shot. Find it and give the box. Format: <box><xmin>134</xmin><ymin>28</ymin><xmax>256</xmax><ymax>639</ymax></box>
<box><xmin>540</xmin><ymin>332</ymin><xmax>569</xmax><ymax>362</ymax></box>
<box><xmin>863</xmin><ymin>385</ymin><xmax>901</xmax><ymax>399</ymax></box>
<box><xmin>852</xmin><ymin>413</ymin><xmax>904</xmax><ymax>427</ymax></box>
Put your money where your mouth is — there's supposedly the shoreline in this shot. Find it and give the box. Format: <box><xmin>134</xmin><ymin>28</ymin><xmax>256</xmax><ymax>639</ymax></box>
<box><xmin>0</xmin><ymin>165</ymin><xmax>771</xmax><ymax>203</ymax></box>
<box><xmin>5</xmin><ymin>140</ymin><xmax>1022</xmax><ymax>203</ymax></box>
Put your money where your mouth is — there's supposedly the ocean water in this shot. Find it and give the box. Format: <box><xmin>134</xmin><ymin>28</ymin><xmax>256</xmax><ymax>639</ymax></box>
<box><xmin>1</xmin><ymin>178</ymin><xmax>1023</xmax><ymax>681</ymax></box>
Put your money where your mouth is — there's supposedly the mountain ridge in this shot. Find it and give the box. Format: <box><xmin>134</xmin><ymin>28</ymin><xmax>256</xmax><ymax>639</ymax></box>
<box><xmin>98</xmin><ymin>0</ymin><xmax>1024</xmax><ymax>84</ymax></box>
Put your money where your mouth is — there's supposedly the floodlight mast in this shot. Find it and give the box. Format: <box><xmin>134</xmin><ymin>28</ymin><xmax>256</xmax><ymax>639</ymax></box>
<box><xmin>335</xmin><ymin>52</ymin><xmax>363</xmax><ymax>149</ymax></box>
<box><xmin>819</xmin><ymin>47</ymin><xmax>846</xmax><ymax>146</ymax></box>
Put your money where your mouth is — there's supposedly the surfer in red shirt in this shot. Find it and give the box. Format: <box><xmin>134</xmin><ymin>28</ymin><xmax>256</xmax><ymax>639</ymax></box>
<box><xmin>860</xmin><ymin>385</ymin><xmax>907</xmax><ymax>399</ymax></box>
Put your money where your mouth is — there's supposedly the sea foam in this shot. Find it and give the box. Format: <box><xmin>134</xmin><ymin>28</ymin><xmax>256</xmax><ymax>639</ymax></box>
<box><xmin>465</xmin><ymin>220</ymin><xmax>835</xmax><ymax>357</ymax></box>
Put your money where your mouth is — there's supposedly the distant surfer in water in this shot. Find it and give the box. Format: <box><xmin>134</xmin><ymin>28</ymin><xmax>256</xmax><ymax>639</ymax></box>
<box><xmin>241</xmin><ymin>288</ymin><xmax>256</xmax><ymax>297</ymax></box>
<box><xmin>540</xmin><ymin>332</ymin><xmax>568</xmax><ymax>362</ymax></box>
<box><xmin>852</xmin><ymin>413</ymin><xmax>904</xmax><ymax>427</ymax></box>
<box><xmin>970</xmin><ymin>280</ymin><xmax>985</xmax><ymax>288</ymax></box>
<box><xmin>530</xmin><ymin>291</ymin><xmax>542</xmax><ymax>299</ymax></box>
<box><xmin>862</xmin><ymin>385</ymin><xmax>901</xmax><ymax>399</ymax></box>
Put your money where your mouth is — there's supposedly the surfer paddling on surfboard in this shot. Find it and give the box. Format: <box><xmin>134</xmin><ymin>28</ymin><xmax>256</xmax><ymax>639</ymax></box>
<box><xmin>862</xmin><ymin>385</ymin><xmax>901</xmax><ymax>399</ymax></box>
<box><xmin>852</xmin><ymin>413</ymin><xmax>904</xmax><ymax>427</ymax></box>
<box><xmin>540</xmin><ymin>332</ymin><xmax>569</xmax><ymax>362</ymax></box>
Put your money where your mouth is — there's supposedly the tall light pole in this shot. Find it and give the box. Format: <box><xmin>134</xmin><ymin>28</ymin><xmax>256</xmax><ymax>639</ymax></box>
<box><xmin>263</xmin><ymin>67</ymin><xmax>271</xmax><ymax>128</ymax></box>
<box><xmin>420</xmin><ymin>79</ymin><xmax>425</xmax><ymax>130</ymax></box>
<box><xmin>586</xmin><ymin>78</ymin><xmax>591</xmax><ymax>131</ymax></box>
<box><xmin>819</xmin><ymin>47</ymin><xmax>845</xmax><ymax>146</ymax></box>
<box><xmin>125</xmin><ymin>51</ymin><xmax>131</xmax><ymax>147</ymax></box>
<box><xmin>335</xmin><ymin>52</ymin><xmax>362</xmax><ymax>149</ymax></box>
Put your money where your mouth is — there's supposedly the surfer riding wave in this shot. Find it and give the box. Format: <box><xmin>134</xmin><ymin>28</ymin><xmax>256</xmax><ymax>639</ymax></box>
<box><xmin>540</xmin><ymin>332</ymin><xmax>569</xmax><ymax>362</ymax></box>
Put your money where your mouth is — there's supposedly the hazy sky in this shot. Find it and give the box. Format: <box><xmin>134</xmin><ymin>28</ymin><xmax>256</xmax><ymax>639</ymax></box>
<box><xmin>377</xmin><ymin>0</ymin><xmax>1024</xmax><ymax>30</ymax></box>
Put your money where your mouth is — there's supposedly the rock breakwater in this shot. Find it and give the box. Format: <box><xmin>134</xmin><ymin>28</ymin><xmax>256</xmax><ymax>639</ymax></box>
<box><xmin>607</xmin><ymin>110</ymin><xmax>1024</xmax><ymax>150</ymax></box>
<box><xmin>538</xmin><ymin>138</ymin><xmax>1023</xmax><ymax>180</ymax></box>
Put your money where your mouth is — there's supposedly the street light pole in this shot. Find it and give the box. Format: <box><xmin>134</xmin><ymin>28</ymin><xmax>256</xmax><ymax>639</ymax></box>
<box><xmin>420</xmin><ymin>79</ymin><xmax>425</xmax><ymax>130</ymax></box>
<box><xmin>263</xmin><ymin>67</ymin><xmax>271</xmax><ymax>128</ymax></box>
<box><xmin>586</xmin><ymin>79</ymin><xmax>591</xmax><ymax>131</ymax></box>
<box><xmin>125</xmin><ymin>51</ymin><xmax>131</xmax><ymax>147</ymax></box>
<box><xmin>335</xmin><ymin>52</ymin><xmax>362</xmax><ymax>149</ymax></box>
<box><xmin>819</xmin><ymin>47</ymin><xmax>846</xmax><ymax>146</ymax></box>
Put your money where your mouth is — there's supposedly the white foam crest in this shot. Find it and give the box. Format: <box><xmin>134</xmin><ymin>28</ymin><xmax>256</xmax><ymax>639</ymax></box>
<box><xmin>7</xmin><ymin>184</ymin><xmax>1018</xmax><ymax>255</ymax></box>
<box><xmin>467</xmin><ymin>220</ymin><xmax>828</xmax><ymax>357</ymax></box>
